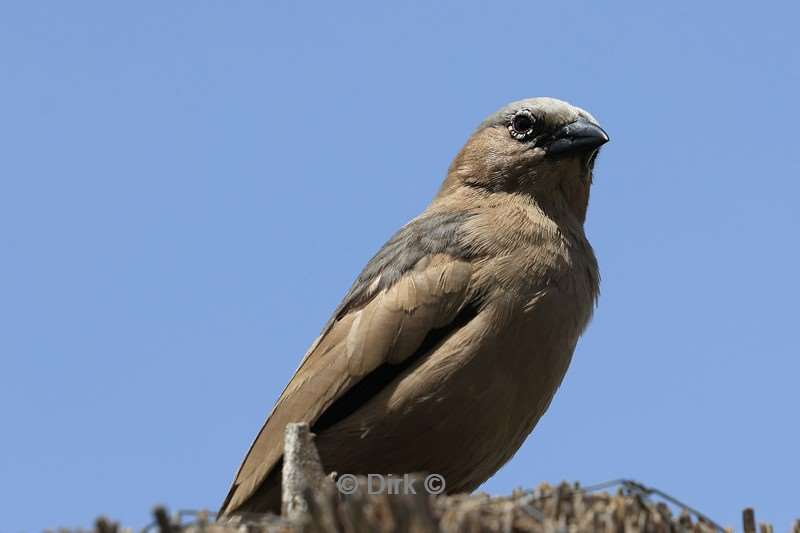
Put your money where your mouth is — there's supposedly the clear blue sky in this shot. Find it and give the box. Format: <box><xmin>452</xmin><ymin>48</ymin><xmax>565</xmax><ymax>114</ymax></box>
<box><xmin>1</xmin><ymin>2</ymin><xmax>798</xmax><ymax>532</ymax></box>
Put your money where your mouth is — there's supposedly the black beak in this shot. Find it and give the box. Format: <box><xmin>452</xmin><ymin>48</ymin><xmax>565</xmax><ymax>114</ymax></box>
<box><xmin>546</xmin><ymin>119</ymin><xmax>609</xmax><ymax>156</ymax></box>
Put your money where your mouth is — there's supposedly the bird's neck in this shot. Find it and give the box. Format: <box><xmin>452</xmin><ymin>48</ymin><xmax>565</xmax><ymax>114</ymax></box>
<box><xmin>553</xmin><ymin>172</ymin><xmax>592</xmax><ymax>225</ymax></box>
<box><xmin>433</xmin><ymin>181</ymin><xmax>590</xmax><ymax>240</ymax></box>
<box><xmin>429</xmin><ymin>187</ymin><xmax>598</xmax><ymax>302</ymax></box>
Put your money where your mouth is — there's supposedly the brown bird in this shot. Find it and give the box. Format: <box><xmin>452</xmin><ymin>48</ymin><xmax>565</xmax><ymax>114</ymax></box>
<box><xmin>219</xmin><ymin>97</ymin><xmax>608</xmax><ymax>515</ymax></box>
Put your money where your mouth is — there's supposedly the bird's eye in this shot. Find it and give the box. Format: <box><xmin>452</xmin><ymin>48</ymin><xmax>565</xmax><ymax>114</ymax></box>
<box><xmin>509</xmin><ymin>110</ymin><xmax>536</xmax><ymax>140</ymax></box>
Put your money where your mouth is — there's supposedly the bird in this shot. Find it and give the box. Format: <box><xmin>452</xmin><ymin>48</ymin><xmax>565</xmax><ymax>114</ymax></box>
<box><xmin>219</xmin><ymin>97</ymin><xmax>609</xmax><ymax>516</ymax></box>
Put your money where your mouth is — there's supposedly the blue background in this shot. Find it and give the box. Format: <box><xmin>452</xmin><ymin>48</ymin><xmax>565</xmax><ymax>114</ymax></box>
<box><xmin>1</xmin><ymin>2</ymin><xmax>798</xmax><ymax>531</ymax></box>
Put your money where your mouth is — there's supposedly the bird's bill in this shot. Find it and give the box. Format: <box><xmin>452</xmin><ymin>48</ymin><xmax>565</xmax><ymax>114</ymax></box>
<box><xmin>546</xmin><ymin>119</ymin><xmax>609</xmax><ymax>156</ymax></box>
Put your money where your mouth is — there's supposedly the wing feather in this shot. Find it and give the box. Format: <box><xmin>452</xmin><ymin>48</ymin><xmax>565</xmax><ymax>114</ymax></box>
<box><xmin>220</xmin><ymin>254</ymin><xmax>474</xmax><ymax>514</ymax></box>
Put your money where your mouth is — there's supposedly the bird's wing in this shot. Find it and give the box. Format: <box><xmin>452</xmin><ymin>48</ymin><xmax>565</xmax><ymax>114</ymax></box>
<box><xmin>220</xmin><ymin>212</ymin><xmax>477</xmax><ymax>514</ymax></box>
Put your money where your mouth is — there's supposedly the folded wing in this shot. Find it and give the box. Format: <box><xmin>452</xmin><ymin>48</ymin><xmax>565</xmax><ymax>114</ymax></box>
<box><xmin>219</xmin><ymin>246</ymin><xmax>474</xmax><ymax>514</ymax></box>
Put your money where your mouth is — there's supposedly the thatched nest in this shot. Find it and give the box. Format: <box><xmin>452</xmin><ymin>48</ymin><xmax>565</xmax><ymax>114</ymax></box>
<box><xmin>77</xmin><ymin>424</ymin><xmax>796</xmax><ymax>533</ymax></box>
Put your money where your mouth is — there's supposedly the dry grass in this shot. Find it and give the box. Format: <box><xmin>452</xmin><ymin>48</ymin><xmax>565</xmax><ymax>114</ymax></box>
<box><xmin>59</xmin><ymin>424</ymin><xmax>798</xmax><ymax>533</ymax></box>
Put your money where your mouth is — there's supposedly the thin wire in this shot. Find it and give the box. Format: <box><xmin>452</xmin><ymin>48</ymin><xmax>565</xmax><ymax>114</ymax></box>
<box><xmin>532</xmin><ymin>479</ymin><xmax>726</xmax><ymax>533</ymax></box>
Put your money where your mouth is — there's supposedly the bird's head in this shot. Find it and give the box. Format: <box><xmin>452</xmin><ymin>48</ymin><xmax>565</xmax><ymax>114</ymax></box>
<box><xmin>437</xmin><ymin>97</ymin><xmax>609</xmax><ymax>222</ymax></box>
